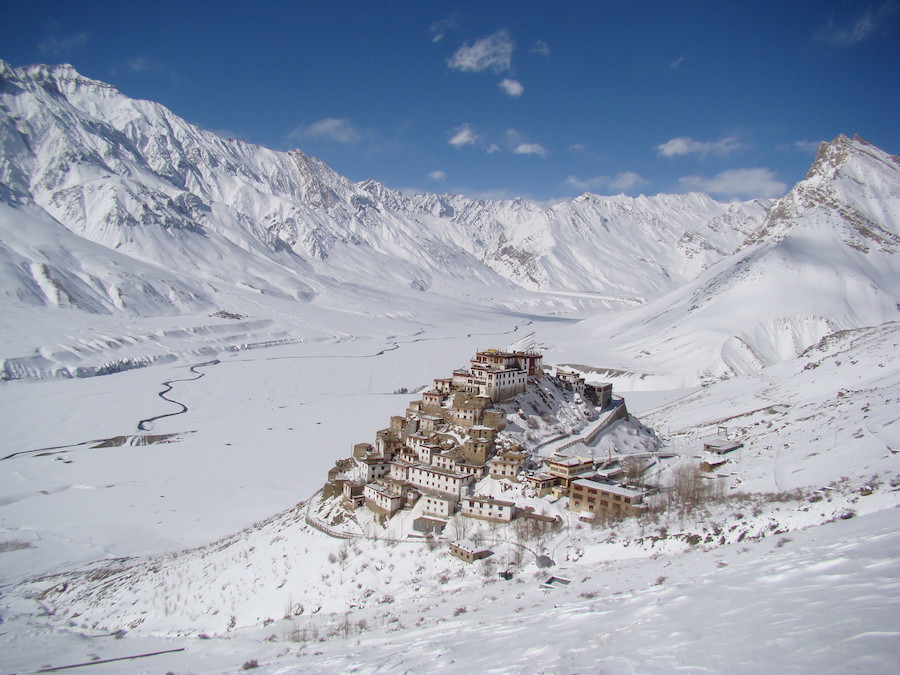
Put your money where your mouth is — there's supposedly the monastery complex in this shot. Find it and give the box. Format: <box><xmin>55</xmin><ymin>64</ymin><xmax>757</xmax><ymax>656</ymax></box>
<box><xmin>322</xmin><ymin>348</ymin><xmax>652</xmax><ymax>537</ymax></box>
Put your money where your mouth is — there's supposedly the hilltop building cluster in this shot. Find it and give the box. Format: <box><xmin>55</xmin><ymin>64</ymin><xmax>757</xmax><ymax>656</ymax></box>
<box><xmin>327</xmin><ymin>350</ymin><xmax>542</xmax><ymax>524</ymax></box>
<box><xmin>321</xmin><ymin>349</ymin><xmax>653</xmax><ymax>534</ymax></box>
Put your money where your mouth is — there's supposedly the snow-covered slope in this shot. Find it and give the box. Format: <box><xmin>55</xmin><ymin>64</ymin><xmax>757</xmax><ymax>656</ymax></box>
<box><xmin>0</xmin><ymin>61</ymin><xmax>766</xmax><ymax>321</ymax></box>
<box><xmin>549</xmin><ymin>135</ymin><xmax>900</xmax><ymax>386</ymax></box>
<box><xmin>4</xmin><ymin>321</ymin><xmax>897</xmax><ymax>673</ymax></box>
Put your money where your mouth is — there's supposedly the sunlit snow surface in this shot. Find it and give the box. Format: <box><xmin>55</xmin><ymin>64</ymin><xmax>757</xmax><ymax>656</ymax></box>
<box><xmin>1</xmin><ymin>319</ymin><xmax>898</xmax><ymax>673</ymax></box>
<box><xmin>1</xmin><ymin>62</ymin><xmax>899</xmax><ymax>672</ymax></box>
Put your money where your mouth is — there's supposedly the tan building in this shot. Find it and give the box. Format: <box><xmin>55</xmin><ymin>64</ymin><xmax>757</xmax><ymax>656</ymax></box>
<box><xmin>568</xmin><ymin>479</ymin><xmax>646</xmax><ymax>518</ymax></box>
<box><xmin>342</xmin><ymin>481</ymin><xmax>365</xmax><ymax>508</ymax></box>
<box><xmin>523</xmin><ymin>472</ymin><xmax>559</xmax><ymax>497</ymax></box>
<box><xmin>469</xmin><ymin>424</ymin><xmax>496</xmax><ymax>441</ymax></box>
<box><xmin>419</xmin><ymin>413</ymin><xmax>444</xmax><ymax>433</ymax></box>
<box><xmin>700</xmin><ymin>457</ymin><xmax>728</xmax><ymax>473</ymax></box>
<box><xmin>481</xmin><ymin>409</ymin><xmax>507</xmax><ymax>430</ymax></box>
<box><xmin>452</xmin><ymin>368</ymin><xmax>475</xmax><ymax>392</ymax></box>
<box><xmin>463</xmin><ymin>437</ymin><xmax>493</xmax><ymax>465</ymax></box>
<box><xmin>374</xmin><ymin>429</ymin><xmax>403</xmax><ymax>457</ymax></box>
<box><xmin>433</xmin><ymin>377</ymin><xmax>454</xmax><ymax>394</ymax></box>
<box><xmin>422</xmin><ymin>390</ymin><xmax>444</xmax><ymax>412</ymax></box>
<box><xmin>513</xmin><ymin>350</ymin><xmax>543</xmax><ymax>377</ymax></box>
<box><xmin>353</xmin><ymin>442</ymin><xmax>374</xmax><ymax>458</ymax></box>
<box><xmin>545</xmin><ymin>456</ymin><xmax>595</xmax><ymax>487</ymax></box>
<box><xmin>449</xmin><ymin>540</ymin><xmax>493</xmax><ymax>563</ymax></box>
<box><xmin>703</xmin><ymin>439</ymin><xmax>744</xmax><ymax>454</ymax></box>
<box><xmin>585</xmin><ymin>382</ymin><xmax>613</xmax><ymax>409</ymax></box>
<box><xmin>489</xmin><ymin>451</ymin><xmax>526</xmax><ymax>480</ymax></box>
<box><xmin>452</xmin><ymin>395</ymin><xmax>492</xmax><ymax>427</ymax></box>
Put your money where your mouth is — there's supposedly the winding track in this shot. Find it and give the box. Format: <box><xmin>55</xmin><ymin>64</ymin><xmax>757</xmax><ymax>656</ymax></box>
<box><xmin>136</xmin><ymin>360</ymin><xmax>219</xmax><ymax>431</ymax></box>
<box><xmin>2</xmin><ymin>320</ymin><xmax>535</xmax><ymax>460</ymax></box>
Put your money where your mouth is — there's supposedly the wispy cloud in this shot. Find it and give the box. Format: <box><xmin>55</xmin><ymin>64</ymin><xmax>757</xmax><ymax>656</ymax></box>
<box><xmin>667</xmin><ymin>56</ymin><xmax>686</xmax><ymax>70</ymax></box>
<box><xmin>448</xmin><ymin>123</ymin><xmax>479</xmax><ymax>148</ymax></box>
<box><xmin>792</xmin><ymin>140</ymin><xmax>822</xmax><ymax>154</ymax></box>
<box><xmin>37</xmin><ymin>31</ymin><xmax>89</xmax><ymax>56</ymax></box>
<box><xmin>567</xmin><ymin>172</ymin><xmax>647</xmax><ymax>193</ymax></box>
<box><xmin>812</xmin><ymin>1</ymin><xmax>897</xmax><ymax>47</ymax></box>
<box><xmin>530</xmin><ymin>40</ymin><xmax>551</xmax><ymax>56</ymax></box>
<box><xmin>428</xmin><ymin>170</ymin><xmax>447</xmax><ymax>181</ymax></box>
<box><xmin>291</xmin><ymin>118</ymin><xmax>362</xmax><ymax>144</ymax></box>
<box><xmin>116</xmin><ymin>56</ymin><xmax>167</xmax><ymax>75</ymax></box>
<box><xmin>505</xmin><ymin>128</ymin><xmax>546</xmax><ymax>157</ymax></box>
<box><xmin>656</xmin><ymin>136</ymin><xmax>743</xmax><ymax>158</ymax></box>
<box><xmin>499</xmin><ymin>78</ymin><xmax>524</xmax><ymax>97</ymax></box>
<box><xmin>513</xmin><ymin>142</ymin><xmax>546</xmax><ymax>157</ymax></box>
<box><xmin>448</xmin><ymin>30</ymin><xmax>514</xmax><ymax>73</ymax></box>
<box><xmin>679</xmin><ymin>168</ymin><xmax>786</xmax><ymax>199</ymax></box>
<box><xmin>429</xmin><ymin>14</ymin><xmax>460</xmax><ymax>43</ymax></box>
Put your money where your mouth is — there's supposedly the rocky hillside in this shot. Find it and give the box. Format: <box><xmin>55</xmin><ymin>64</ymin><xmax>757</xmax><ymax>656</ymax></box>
<box><xmin>549</xmin><ymin>135</ymin><xmax>900</xmax><ymax>386</ymax></box>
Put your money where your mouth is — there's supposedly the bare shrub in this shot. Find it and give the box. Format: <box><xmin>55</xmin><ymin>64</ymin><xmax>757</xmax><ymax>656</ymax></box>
<box><xmin>0</xmin><ymin>540</ymin><xmax>34</xmax><ymax>552</ymax></box>
<box><xmin>621</xmin><ymin>456</ymin><xmax>648</xmax><ymax>487</ymax></box>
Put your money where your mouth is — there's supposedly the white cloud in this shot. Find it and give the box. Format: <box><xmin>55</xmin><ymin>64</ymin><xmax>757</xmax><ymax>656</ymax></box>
<box><xmin>448</xmin><ymin>30</ymin><xmax>514</xmax><ymax>73</ymax></box>
<box><xmin>568</xmin><ymin>143</ymin><xmax>587</xmax><ymax>152</ymax></box>
<box><xmin>678</xmin><ymin>168</ymin><xmax>787</xmax><ymax>199</ymax></box>
<box><xmin>499</xmin><ymin>78</ymin><xmax>524</xmax><ymax>97</ymax></box>
<box><xmin>656</xmin><ymin>136</ymin><xmax>743</xmax><ymax>158</ymax></box>
<box><xmin>291</xmin><ymin>118</ymin><xmax>362</xmax><ymax>144</ymax></box>
<box><xmin>429</xmin><ymin>15</ymin><xmax>460</xmax><ymax>43</ymax></box>
<box><xmin>428</xmin><ymin>170</ymin><xmax>447</xmax><ymax>181</ymax></box>
<box><xmin>610</xmin><ymin>172</ymin><xmax>647</xmax><ymax>191</ymax></box>
<box><xmin>120</xmin><ymin>56</ymin><xmax>167</xmax><ymax>74</ymax></box>
<box><xmin>449</xmin><ymin>123</ymin><xmax>479</xmax><ymax>148</ymax></box>
<box><xmin>812</xmin><ymin>2</ymin><xmax>897</xmax><ymax>47</ymax></box>
<box><xmin>794</xmin><ymin>140</ymin><xmax>822</xmax><ymax>154</ymax></box>
<box><xmin>530</xmin><ymin>40</ymin><xmax>551</xmax><ymax>56</ymax></box>
<box><xmin>486</xmin><ymin>144</ymin><xmax>500</xmax><ymax>154</ymax></box>
<box><xmin>667</xmin><ymin>56</ymin><xmax>686</xmax><ymax>70</ymax></box>
<box><xmin>37</xmin><ymin>31</ymin><xmax>89</xmax><ymax>56</ymax></box>
<box><xmin>567</xmin><ymin>172</ymin><xmax>647</xmax><ymax>193</ymax></box>
<box><xmin>513</xmin><ymin>142</ymin><xmax>547</xmax><ymax>157</ymax></box>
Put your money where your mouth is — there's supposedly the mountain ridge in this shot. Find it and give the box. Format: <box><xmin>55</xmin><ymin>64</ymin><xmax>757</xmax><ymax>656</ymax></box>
<box><xmin>548</xmin><ymin>134</ymin><xmax>900</xmax><ymax>386</ymax></box>
<box><xmin>1</xmin><ymin>61</ymin><xmax>768</xmax><ymax>318</ymax></box>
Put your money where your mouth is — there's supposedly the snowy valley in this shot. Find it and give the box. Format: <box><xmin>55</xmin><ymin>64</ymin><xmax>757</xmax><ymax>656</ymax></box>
<box><xmin>0</xmin><ymin>62</ymin><xmax>898</xmax><ymax>674</ymax></box>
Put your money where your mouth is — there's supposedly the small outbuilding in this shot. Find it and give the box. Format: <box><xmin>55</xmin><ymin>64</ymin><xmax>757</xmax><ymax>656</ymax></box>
<box><xmin>703</xmin><ymin>439</ymin><xmax>744</xmax><ymax>455</ymax></box>
<box><xmin>449</xmin><ymin>540</ymin><xmax>493</xmax><ymax>563</ymax></box>
<box><xmin>700</xmin><ymin>457</ymin><xmax>729</xmax><ymax>472</ymax></box>
<box><xmin>413</xmin><ymin>516</ymin><xmax>447</xmax><ymax>535</ymax></box>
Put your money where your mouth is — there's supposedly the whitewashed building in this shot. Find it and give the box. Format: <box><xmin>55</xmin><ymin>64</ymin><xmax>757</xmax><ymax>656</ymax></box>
<box><xmin>404</xmin><ymin>462</ymin><xmax>475</xmax><ymax>497</ymax></box>
<box><xmin>461</xmin><ymin>495</ymin><xmax>516</xmax><ymax>522</ymax></box>
<box><xmin>364</xmin><ymin>483</ymin><xmax>402</xmax><ymax>516</ymax></box>
<box><xmin>422</xmin><ymin>493</ymin><xmax>458</xmax><ymax>518</ymax></box>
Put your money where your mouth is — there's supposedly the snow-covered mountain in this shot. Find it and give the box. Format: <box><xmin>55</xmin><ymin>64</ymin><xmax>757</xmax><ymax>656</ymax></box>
<box><xmin>0</xmin><ymin>61</ymin><xmax>766</xmax><ymax>322</ymax></box>
<box><xmin>2</xmin><ymin>62</ymin><xmax>898</xmax><ymax>388</ymax></box>
<box><xmin>549</xmin><ymin>135</ymin><xmax>900</xmax><ymax>386</ymax></box>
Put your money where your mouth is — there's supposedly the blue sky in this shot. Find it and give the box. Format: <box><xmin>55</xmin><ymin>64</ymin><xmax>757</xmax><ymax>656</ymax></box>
<box><xmin>2</xmin><ymin>1</ymin><xmax>898</xmax><ymax>201</ymax></box>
